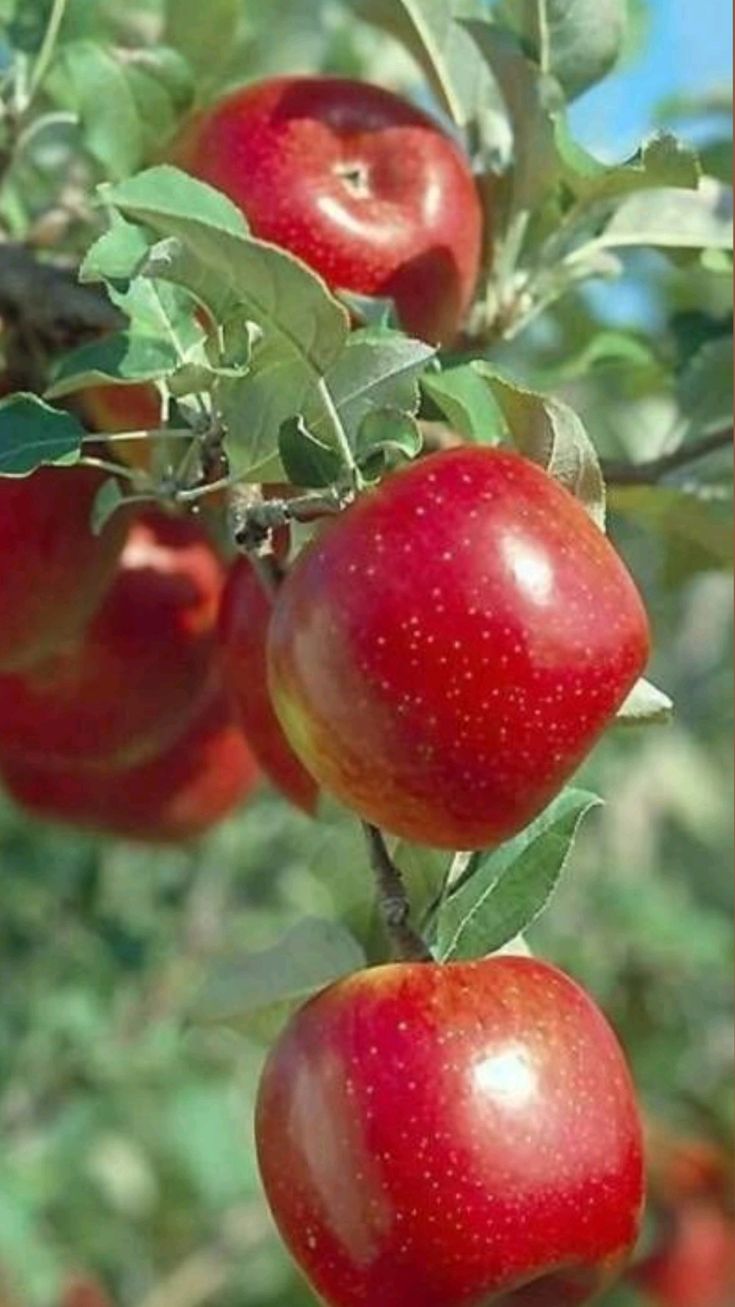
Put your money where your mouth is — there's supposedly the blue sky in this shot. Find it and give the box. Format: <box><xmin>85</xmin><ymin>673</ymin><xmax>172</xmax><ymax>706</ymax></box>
<box><xmin>569</xmin><ymin>0</ymin><xmax>733</xmax><ymax>156</ymax></box>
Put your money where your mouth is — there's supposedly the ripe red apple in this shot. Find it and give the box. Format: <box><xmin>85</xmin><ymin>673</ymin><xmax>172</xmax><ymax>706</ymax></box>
<box><xmin>172</xmin><ymin>76</ymin><xmax>483</xmax><ymax>344</ymax></box>
<box><xmin>267</xmin><ymin>446</ymin><xmax>650</xmax><ymax>849</ymax></box>
<box><xmin>0</xmin><ymin>508</ymin><xmax>224</xmax><ymax>771</ymax></box>
<box><xmin>2</xmin><ymin>683</ymin><xmax>258</xmax><ymax>843</ymax></box>
<box><xmin>632</xmin><ymin>1201</ymin><xmax>735</xmax><ymax>1307</ymax></box>
<box><xmin>0</xmin><ymin>465</ymin><xmax>126</xmax><ymax>672</ymax></box>
<box><xmin>219</xmin><ymin>557</ymin><xmax>318</xmax><ymax>813</ymax></box>
<box><xmin>255</xmin><ymin>955</ymin><xmax>644</xmax><ymax>1306</ymax></box>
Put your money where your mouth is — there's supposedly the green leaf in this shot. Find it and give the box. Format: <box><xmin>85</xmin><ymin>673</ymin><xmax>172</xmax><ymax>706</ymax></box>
<box><xmin>338</xmin><ymin>290</ymin><xmax>399</xmax><ymax>331</ymax></box>
<box><xmin>312</xmin><ymin>329</ymin><xmax>434</xmax><ymax>446</ymax></box>
<box><xmin>103</xmin><ymin>168</ymin><xmax>350</xmax><ymax>477</ymax></box>
<box><xmin>677</xmin><ymin>335</ymin><xmax>733</xmax><ymax>439</ymax></box>
<box><xmin>616</xmin><ymin>677</ymin><xmax>674</xmax><ymax>726</ymax></box>
<box><xmin>497</xmin><ymin>0</ymin><xmax>628</xmax><ymax>99</ymax></box>
<box><xmin>125</xmin><ymin>45</ymin><xmax>195</xmax><ymax>113</ymax></box>
<box><xmin>461</xmin><ymin>21</ymin><xmax>560</xmax><ymax>212</ymax></box>
<box><xmin>46</xmin><ymin>41</ymin><xmax>144</xmax><ymax>179</ymax></box>
<box><xmin>123</xmin><ymin>65</ymin><xmax>178</xmax><ymax>156</ymax></box>
<box><xmin>472</xmin><ymin>363</ymin><xmax>606</xmax><ymax>528</ymax></box>
<box><xmin>273</xmin><ymin>331</ymin><xmax>433</xmax><ymax>483</ymax></box>
<box><xmin>54</xmin><ymin>272</ymin><xmax>206</xmax><ymax>402</ymax></box>
<box><xmin>435</xmin><ymin>789</ymin><xmax>601</xmax><ymax>960</ymax></box>
<box><xmin>91</xmin><ymin>477</ymin><xmax>126</xmax><ymax>535</ymax></box>
<box><xmin>556</xmin><ymin>126</ymin><xmax>701</xmax><ymax>203</ymax></box>
<box><xmin>99</xmin><ymin>166</ymin><xmax>249</xmax><ymax>241</ymax></box>
<box><xmin>191</xmin><ymin>917</ymin><xmax>365</xmax><ymax>1035</ymax></box>
<box><xmin>47</xmin><ymin>332</ymin><xmax>180</xmax><ymax>398</ymax></box>
<box><xmin>356</xmin><ymin>409</ymin><xmax>423</xmax><ymax>475</ymax></box>
<box><xmin>278</xmin><ymin>416</ymin><xmax>342</xmax><ymax>489</ymax></box>
<box><xmin>422</xmin><ymin>364</ymin><xmax>505</xmax><ymax>441</ymax></box>
<box><xmin>106</xmin><ymin>280</ymin><xmax>205</xmax><ymax>379</ymax></box>
<box><xmin>0</xmin><ymin>395</ymin><xmax>83</xmax><ymax>474</ymax></box>
<box><xmin>80</xmin><ymin>213</ymin><xmax>151</xmax><ymax>284</ymax></box>
<box><xmin>590</xmin><ymin>180</ymin><xmax>734</xmax><ymax>254</ymax></box>
<box><xmin>355</xmin><ymin>0</ymin><xmax>510</xmax><ymax>152</ymax></box>
<box><xmin>108</xmin><ymin>268</ymin><xmax>193</xmax><ymax>331</ymax></box>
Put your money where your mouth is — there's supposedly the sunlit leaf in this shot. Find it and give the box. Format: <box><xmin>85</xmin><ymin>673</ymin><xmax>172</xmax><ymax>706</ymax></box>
<box><xmin>435</xmin><ymin>789</ymin><xmax>601</xmax><ymax>960</ymax></box>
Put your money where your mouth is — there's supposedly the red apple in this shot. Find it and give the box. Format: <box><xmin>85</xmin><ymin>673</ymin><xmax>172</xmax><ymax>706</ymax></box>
<box><xmin>633</xmin><ymin>1201</ymin><xmax>735</xmax><ymax>1307</ymax></box>
<box><xmin>172</xmin><ymin>76</ymin><xmax>483</xmax><ymax>344</ymax></box>
<box><xmin>255</xmin><ymin>956</ymin><xmax>644</xmax><ymax>1306</ymax></box>
<box><xmin>0</xmin><ymin>508</ymin><xmax>224</xmax><ymax>771</ymax></box>
<box><xmin>82</xmin><ymin>382</ymin><xmax>162</xmax><ymax>473</ymax></box>
<box><xmin>219</xmin><ymin>557</ymin><xmax>318</xmax><ymax>813</ymax></box>
<box><xmin>82</xmin><ymin>382</ymin><xmax>161</xmax><ymax>435</ymax></box>
<box><xmin>2</xmin><ymin>683</ymin><xmax>258</xmax><ymax>843</ymax></box>
<box><xmin>0</xmin><ymin>465</ymin><xmax>126</xmax><ymax>672</ymax></box>
<box><xmin>267</xmin><ymin>446</ymin><xmax>650</xmax><ymax>849</ymax></box>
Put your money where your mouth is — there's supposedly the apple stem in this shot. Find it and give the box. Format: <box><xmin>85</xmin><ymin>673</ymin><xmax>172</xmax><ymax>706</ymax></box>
<box><xmin>199</xmin><ymin>417</ymin><xmax>229</xmax><ymax>486</ymax></box>
<box><xmin>363</xmin><ymin>823</ymin><xmax>433</xmax><ymax>963</ymax></box>
<box><xmin>250</xmin><ymin>553</ymin><xmax>284</xmax><ymax>600</ymax></box>
<box><xmin>229</xmin><ymin>486</ymin><xmax>350</xmax><ymax>554</ymax></box>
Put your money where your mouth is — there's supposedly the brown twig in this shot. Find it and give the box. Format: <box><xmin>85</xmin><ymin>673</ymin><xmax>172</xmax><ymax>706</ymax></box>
<box><xmin>0</xmin><ymin>242</ymin><xmax>122</xmax><ymax>390</ymax></box>
<box><xmin>249</xmin><ymin>552</ymin><xmax>285</xmax><ymax>599</ymax></box>
<box><xmin>601</xmin><ymin>428</ymin><xmax>732</xmax><ymax>486</ymax></box>
<box><xmin>229</xmin><ymin>484</ymin><xmax>349</xmax><ymax>554</ymax></box>
<box><xmin>363</xmin><ymin>823</ymin><xmax>433</xmax><ymax>963</ymax></box>
<box><xmin>0</xmin><ymin>243</ymin><xmax>121</xmax><ymax>342</ymax></box>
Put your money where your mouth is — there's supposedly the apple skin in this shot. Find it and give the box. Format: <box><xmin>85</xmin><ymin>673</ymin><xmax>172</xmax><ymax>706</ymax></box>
<box><xmin>81</xmin><ymin>382</ymin><xmax>162</xmax><ymax>472</ymax></box>
<box><xmin>1</xmin><ymin>683</ymin><xmax>259</xmax><ymax>843</ymax></box>
<box><xmin>219</xmin><ymin>557</ymin><xmax>318</xmax><ymax>813</ymax></box>
<box><xmin>82</xmin><ymin>381</ymin><xmax>161</xmax><ymax>435</ymax></box>
<box><xmin>0</xmin><ymin>466</ymin><xmax>127</xmax><ymax>672</ymax></box>
<box><xmin>172</xmin><ymin>76</ymin><xmax>483</xmax><ymax>344</ymax></box>
<box><xmin>0</xmin><ymin>509</ymin><xmax>224</xmax><ymax>771</ymax></box>
<box><xmin>255</xmin><ymin>956</ymin><xmax>644</xmax><ymax>1307</ymax></box>
<box><xmin>267</xmin><ymin>446</ymin><xmax>650</xmax><ymax>849</ymax></box>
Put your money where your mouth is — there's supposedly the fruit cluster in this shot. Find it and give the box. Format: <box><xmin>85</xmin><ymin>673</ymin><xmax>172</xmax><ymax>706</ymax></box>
<box><xmin>0</xmin><ymin>76</ymin><xmax>656</xmax><ymax>1307</ymax></box>
<box><xmin>0</xmin><ymin>439</ymin><xmax>649</xmax><ymax>853</ymax></box>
